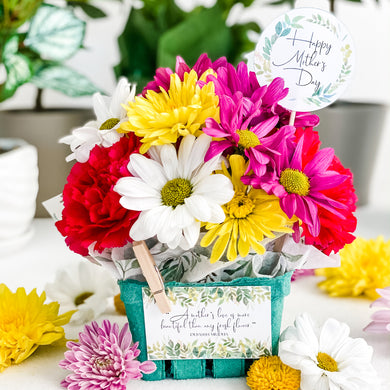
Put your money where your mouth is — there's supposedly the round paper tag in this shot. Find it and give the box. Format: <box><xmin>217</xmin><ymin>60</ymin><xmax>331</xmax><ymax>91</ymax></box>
<box><xmin>247</xmin><ymin>8</ymin><xmax>354</xmax><ymax>112</ymax></box>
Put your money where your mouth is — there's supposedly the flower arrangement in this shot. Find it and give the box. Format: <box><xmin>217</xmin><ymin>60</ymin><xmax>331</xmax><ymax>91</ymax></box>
<box><xmin>56</xmin><ymin>53</ymin><xmax>357</xmax><ymax>284</ymax></box>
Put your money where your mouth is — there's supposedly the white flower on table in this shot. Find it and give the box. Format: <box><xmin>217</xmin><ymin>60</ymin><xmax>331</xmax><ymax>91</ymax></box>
<box><xmin>279</xmin><ymin>313</ymin><xmax>379</xmax><ymax>390</ymax></box>
<box><xmin>45</xmin><ymin>261</ymin><xmax>119</xmax><ymax>324</ymax></box>
<box><xmin>60</xmin><ymin>77</ymin><xmax>136</xmax><ymax>163</ymax></box>
<box><xmin>114</xmin><ymin>134</ymin><xmax>234</xmax><ymax>251</ymax></box>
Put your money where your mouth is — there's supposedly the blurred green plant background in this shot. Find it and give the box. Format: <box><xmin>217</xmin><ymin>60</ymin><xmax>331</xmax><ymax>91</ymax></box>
<box><xmin>115</xmin><ymin>0</ymin><xmax>261</xmax><ymax>92</ymax></box>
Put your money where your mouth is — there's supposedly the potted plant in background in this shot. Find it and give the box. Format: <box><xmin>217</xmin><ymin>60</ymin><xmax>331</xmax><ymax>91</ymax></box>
<box><xmin>268</xmin><ymin>0</ymin><xmax>387</xmax><ymax>205</ymax></box>
<box><xmin>0</xmin><ymin>138</ymin><xmax>38</xmax><ymax>255</ymax></box>
<box><xmin>114</xmin><ymin>0</ymin><xmax>261</xmax><ymax>92</ymax></box>
<box><xmin>0</xmin><ymin>0</ymin><xmax>105</xmax><ymax>216</ymax></box>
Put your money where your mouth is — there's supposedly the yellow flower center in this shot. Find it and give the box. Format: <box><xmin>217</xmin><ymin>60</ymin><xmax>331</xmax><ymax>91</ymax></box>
<box><xmin>237</xmin><ymin>130</ymin><xmax>261</xmax><ymax>149</ymax></box>
<box><xmin>161</xmin><ymin>178</ymin><xmax>192</xmax><ymax>208</ymax></box>
<box><xmin>94</xmin><ymin>357</ymin><xmax>113</xmax><ymax>369</ymax></box>
<box><xmin>74</xmin><ymin>291</ymin><xmax>93</xmax><ymax>306</ymax></box>
<box><xmin>280</xmin><ymin>168</ymin><xmax>310</xmax><ymax>196</ymax></box>
<box><xmin>114</xmin><ymin>293</ymin><xmax>127</xmax><ymax>315</ymax></box>
<box><xmin>99</xmin><ymin>117</ymin><xmax>120</xmax><ymax>130</ymax></box>
<box><xmin>227</xmin><ymin>192</ymin><xmax>255</xmax><ymax>219</ymax></box>
<box><xmin>317</xmin><ymin>352</ymin><xmax>338</xmax><ymax>372</ymax></box>
<box><xmin>246</xmin><ymin>355</ymin><xmax>301</xmax><ymax>390</ymax></box>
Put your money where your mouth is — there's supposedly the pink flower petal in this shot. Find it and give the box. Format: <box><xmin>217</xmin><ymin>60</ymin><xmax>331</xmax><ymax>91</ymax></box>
<box><xmin>304</xmin><ymin>147</ymin><xmax>334</xmax><ymax>176</ymax></box>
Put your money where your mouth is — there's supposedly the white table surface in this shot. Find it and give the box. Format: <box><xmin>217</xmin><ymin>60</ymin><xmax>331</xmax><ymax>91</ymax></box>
<box><xmin>0</xmin><ymin>205</ymin><xmax>389</xmax><ymax>389</ymax></box>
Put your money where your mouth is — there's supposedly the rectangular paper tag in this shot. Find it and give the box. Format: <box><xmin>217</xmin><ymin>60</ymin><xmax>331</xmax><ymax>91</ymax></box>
<box><xmin>42</xmin><ymin>194</ymin><xmax>64</xmax><ymax>222</ymax></box>
<box><xmin>143</xmin><ymin>285</ymin><xmax>272</xmax><ymax>360</ymax></box>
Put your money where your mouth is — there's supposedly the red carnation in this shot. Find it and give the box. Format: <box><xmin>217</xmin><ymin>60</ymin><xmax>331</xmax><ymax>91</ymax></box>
<box><xmin>56</xmin><ymin>135</ymin><xmax>141</xmax><ymax>256</ymax></box>
<box><xmin>296</xmin><ymin>128</ymin><xmax>358</xmax><ymax>254</ymax></box>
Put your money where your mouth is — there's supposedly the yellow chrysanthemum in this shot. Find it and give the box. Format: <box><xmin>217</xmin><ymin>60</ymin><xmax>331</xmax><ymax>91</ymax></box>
<box><xmin>119</xmin><ymin>69</ymin><xmax>219</xmax><ymax>154</ymax></box>
<box><xmin>201</xmin><ymin>155</ymin><xmax>294</xmax><ymax>263</ymax></box>
<box><xmin>246</xmin><ymin>355</ymin><xmax>301</xmax><ymax>390</ymax></box>
<box><xmin>316</xmin><ymin>236</ymin><xmax>390</xmax><ymax>299</ymax></box>
<box><xmin>0</xmin><ymin>284</ymin><xmax>74</xmax><ymax>372</ymax></box>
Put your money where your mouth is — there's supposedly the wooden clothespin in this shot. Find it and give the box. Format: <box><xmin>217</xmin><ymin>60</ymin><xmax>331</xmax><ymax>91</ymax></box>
<box><xmin>132</xmin><ymin>240</ymin><xmax>172</xmax><ymax>314</ymax></box>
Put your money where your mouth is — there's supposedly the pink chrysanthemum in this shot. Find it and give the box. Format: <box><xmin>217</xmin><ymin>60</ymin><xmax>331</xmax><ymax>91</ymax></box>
<box><xmin>203</xmin><ymin>94</ymin><xmax>295</xmax><ymax>177</ymax></box>
<box><xmin>59</xmin><ymin>320</ymin><xmax>156</xmax><ymax>390</ymax></box>
<box><xmin>291</xmin><ymin>269</ymin><xmax>315</xmax><ymax>281</ymax></box>
<box><xmin>246</xmin><ymin>136</ymin><xmax>348</xmax><ymax>237</ymax></box>
<box><xmin>364</xmin><ymin>287</ymin><xmax>390</xmax><ymax>333</ymax></box>
<box><xmin>208</xmin><ymin>62</ymin><xmax>319</xmax><ymax>127</ymax></box>
<box><xmin>142</xmin><ymin>53</ymin><xmax>227</xmax><ymax>96</ymax></box>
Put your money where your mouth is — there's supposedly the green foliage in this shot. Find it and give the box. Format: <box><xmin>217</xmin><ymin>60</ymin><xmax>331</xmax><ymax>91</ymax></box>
<box><xmin>0</xmin><ymin>1</ymin><xmax>103</xmax><ymax>104</ymax></box>
<box><xmin>25</xmin><ymin>5</ymin><xmax>86</xmax><ymax>62</ymax></box>
<box><xmin>115</xmin><ymin>0</ymin><xmax>261</xmax><ymax>92</ymax></box>
<box><xmin>0</xmin><ymin>0</ymin><xmax>43</xmax><ymax>31</ymax></box>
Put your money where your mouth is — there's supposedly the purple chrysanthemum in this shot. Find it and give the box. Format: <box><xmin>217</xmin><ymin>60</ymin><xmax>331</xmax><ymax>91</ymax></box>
<box><xmin>245</xmin><ymin>136</ymin><xmax>348</xmax><ymax>237</ymax></box>
<box><xmin>59</xmin><ymin>320</ymin><xmax>156</xmax><ymax>390</ymax></box>
<box><xmin>203</xmin><ymin>94</ymin><xmax>295</xmax><ymax>177</ymax></box>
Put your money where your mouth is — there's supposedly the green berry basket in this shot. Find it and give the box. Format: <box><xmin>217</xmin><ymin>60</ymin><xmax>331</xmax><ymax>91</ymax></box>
<box><xmin>118</xmin><ymin>271</ymin><xmax>292</xmax><ymax>380</ymax></box>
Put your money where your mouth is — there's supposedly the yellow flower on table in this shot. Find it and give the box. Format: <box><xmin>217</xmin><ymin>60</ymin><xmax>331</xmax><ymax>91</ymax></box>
<box><xmin>0</xmin><ymin>284</ymin><xmax>74</xmax><ymax>372</ymax></box>
<box><xmin>316</xmin><ymin>236</ymin><xmax>390</xmax><ymax>300</ymax></box>
<box><xmin>246</xmin><ymin>355</ymin><xmax>301</xmax><ymax>390</ymax></box>
<box><xmin>201</xmin><ymin>154</ymin><xmax>294</xmax><ymax>263</ymax></box>
<box><xmin>119</xmin><ymin>69</ymin><xmax>219</xmax><ymax>154</ymax></box>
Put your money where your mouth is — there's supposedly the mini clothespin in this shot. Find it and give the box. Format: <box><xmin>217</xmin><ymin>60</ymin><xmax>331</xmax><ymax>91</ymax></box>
<box><xmin>132</xmin><ymin>240</ymin><xmax>172</xmax><ymax>314</ymax></box>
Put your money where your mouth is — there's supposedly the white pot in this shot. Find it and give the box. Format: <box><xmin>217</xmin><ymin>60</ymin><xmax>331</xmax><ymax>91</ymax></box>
<box><xmin>0</xmin><ymin>138</ymin><xmax>38</xmax><ymax>246</ymax></box>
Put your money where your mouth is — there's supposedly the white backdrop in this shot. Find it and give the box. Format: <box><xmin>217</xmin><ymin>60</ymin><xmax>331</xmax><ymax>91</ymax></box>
<box><xmin>1</xmin><ymin>0</ymin><xmax>389</xmax><ymax>208</ymax></box>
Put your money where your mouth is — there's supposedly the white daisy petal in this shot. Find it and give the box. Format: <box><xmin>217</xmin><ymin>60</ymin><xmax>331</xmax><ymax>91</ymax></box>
<box><xmin>44</xmin><ymin>261</ymin><xmax>118</xmax><ymax>325</ymax></box>
<box><xmin>279</xmin><ymin>313</ymin><xmax>379</xmax><ymax>390</ymax></box>
<box><xmin>60</xmin><ymin>78</ymin><xmax>137</xmax><ymax>162</ymax></box>
<box><xmin>110</xmin><ymin>78</ymin><xmax>135</xmax><ymax>118</ymax></box>
<box><xmin>129</xmin><ymin>154</ymin><xmax>167</xmax><ymax>189</ymax></box>
<box><xmin>160</xmin><ymin>143</ymin><xmax>179</xmax><ymax>180</ymax></box>
<box><xmin>207</xmin><ymin>202</ymin><xmax>226</xmax><ymax>223</ymax></box>
<box><xmin>147</xmin><ymin>146</ymin><xmax>162</xmax><ymax>164</ymax></box>
<box><xmin>191</xmin><ymin>153</ymin><xmax>222</xmax><ymax>185</ymax></box>
<box><xmin>194</xmin><ymin>174</ymin><xmax>234</xmax><ymax>204</ymax></box>
<box><xmin>130</xmin><ymin>206</ymin><xmax>171</xmax><ymax>241</ymax></box>
<box><xmin>158</xmin><ymin>225</ymin><xmax>183</xmax><ymax>249</ymax></box>
<box><xmin>100</xmin><ymin>129</ymin><xmax>122</xmax><ymax>147</ymax></box>
<box><xmin>185</xmin><ymin>194</ymin><xmax>211</xmax><ymax>222</ymax></box>
<box><xmin>294</xmin><ymin>312</ymin><xmax>320</xmax><ymax>353</ymax></box>
<box><xmin>171</xmin><ymin>204</ymin><xmax>194</xmax><ymax>228</ymax></box>
<box><xmin>319</xmin><ymin>317</ymin><xmax>350</xmax><ymax>356</ymax></box>
<box><xmin>182</xmin><ymin>220</ymin><xmax>201</xmax><ymax>249</ymax></box>
<box><xmin>177</xmin><ymin>134</ymin><xmax>196</xmax><ymax>177</ymax></box>
<box><xmin>114</xmin><ymin>177</ymin><xmax>160</xmax><ymax>198</ymax></box>
<box><xmin>302</xmin><ymin>374</ymin><xmax>329</xmax><ymax>390</ymax></box>
<box><xmin>120</xmin><ymin>195</ymin><xmax>161</xmax><ymax>211</ymax></box>
<box><xmin>93</xmin><ymin>93</ymin><xmax>111</xmax><ymax>122</ymax></box>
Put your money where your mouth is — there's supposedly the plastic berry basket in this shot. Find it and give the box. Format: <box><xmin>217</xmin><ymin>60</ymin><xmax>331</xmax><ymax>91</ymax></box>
<box><xmin>118</xmin><ymin>271</ymin><xmax>292</xmax><ymax>380</ymax></box>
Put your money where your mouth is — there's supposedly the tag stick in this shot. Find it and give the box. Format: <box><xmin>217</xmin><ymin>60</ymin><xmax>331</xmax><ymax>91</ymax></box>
<box><xmin>289</xmin><ymin>110</ymin><xmax>296</xmax><ymax>126</ymax></box>
<box><xmin>132</xmin><ymin>240</ymin><xmax>171</xmax><ymax>314</ymax></box>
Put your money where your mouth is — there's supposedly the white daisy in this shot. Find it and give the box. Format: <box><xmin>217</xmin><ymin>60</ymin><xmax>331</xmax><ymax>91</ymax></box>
<box><xmin>114</xmin><ymin>134</ymin><xmax>234</xmax><ymax>250</ymax></box>
<box><xmin>279</xmin><ymin>313</ymin><xmax>379</xmax><ymax>390</ymax></box>
<box><xmin>61</xmin><ymin>77</ymin><xmax>136</xmax><ymax>163</ymax></box>
<box><xmin>45</xmin><ymin>261</ymin><xmax>119</xmax><ymax>324</ymax></box>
